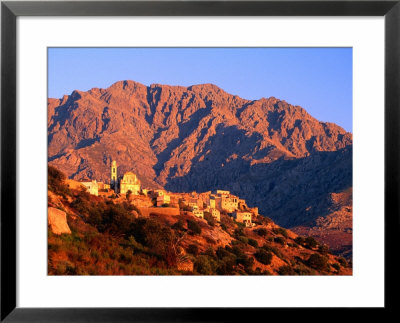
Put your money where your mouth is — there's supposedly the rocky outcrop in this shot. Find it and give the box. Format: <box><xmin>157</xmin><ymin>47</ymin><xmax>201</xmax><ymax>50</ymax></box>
<box><xmin>48</xmin><ymin>207</ymin><xmax>71</xmax><ymax>235</ymax></box>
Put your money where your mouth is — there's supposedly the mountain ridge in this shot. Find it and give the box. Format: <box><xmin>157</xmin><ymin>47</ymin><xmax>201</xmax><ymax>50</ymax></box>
<box><xmin>48</xmin><ymin>79</ymin><xmax>352</xmax><ymax>256</ymax></box>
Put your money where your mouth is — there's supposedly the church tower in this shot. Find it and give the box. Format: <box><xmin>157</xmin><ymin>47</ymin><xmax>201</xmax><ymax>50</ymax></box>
<box><xmin>111</xmin><ymin>160</ymin><xmax>118</xmax><ymax>192</ymax></box>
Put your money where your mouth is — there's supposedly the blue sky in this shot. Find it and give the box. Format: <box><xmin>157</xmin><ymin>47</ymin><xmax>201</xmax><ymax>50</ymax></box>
<box><xmin>48</xmin><ymin>48</ymin><xmax>352</xmax><ymax>132</ymax></box>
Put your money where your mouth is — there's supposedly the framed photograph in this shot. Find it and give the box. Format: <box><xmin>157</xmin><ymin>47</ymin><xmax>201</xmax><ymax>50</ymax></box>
<box><xmin>1</xmin><ymin>0</ymin><xmax>399</xmax><ymax>320</ymax></box>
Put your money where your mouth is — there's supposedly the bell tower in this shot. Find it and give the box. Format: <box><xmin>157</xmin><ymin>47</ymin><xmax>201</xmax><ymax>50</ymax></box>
<box><xmin>111</xmin><ymin>160</ymin><xmax>118</xmax><ymax>192</ymax></box>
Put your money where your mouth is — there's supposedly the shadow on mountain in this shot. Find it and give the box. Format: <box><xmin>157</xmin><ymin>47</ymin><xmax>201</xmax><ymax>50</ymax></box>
<box><xmin>165</xmin><ymin>145</ymin><xmax>352</xmax><ymax>228</ymax></box>
<box><xmin>164</xmin><ymin>124</ymin><xmax>264</xmax><ymax>187</ymax></box>
<box><xmin>152</xmin><ymin>105</ymin><xmax>213</xmax><ymax>177</ymax></box>
<box><xmin>75</xmin><ymin>137</ymin><xmax>100</xmax><ymax>150</ymax></box>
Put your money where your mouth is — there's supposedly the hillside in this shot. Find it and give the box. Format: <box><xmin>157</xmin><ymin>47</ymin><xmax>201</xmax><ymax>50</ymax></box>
<box><xmin>291</xmin><ymin>188</ymin><xmax>353</xmax><ymax>258</ymax></box>
<box><xmin>48</xmin><ymin>167</ymin><xmax>351</xmax><ymax>275</ymax></box>
<box><xmin>48</xmin><ymin>80</ymin><xmax>352</xmax><ymax>255</ymax></box>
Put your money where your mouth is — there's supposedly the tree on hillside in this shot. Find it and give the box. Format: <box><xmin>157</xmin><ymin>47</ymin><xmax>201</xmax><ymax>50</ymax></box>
<box><xmin>187</xmin><ymin>219</ymin><xmax>202</xmax><ymax>235</ymax></box>
<box><xmin>126</xmin><ymin>190</ymin><xmax>132</xmax><ymax>200</ymax></box>
<box><xmin>307</xmin><ymin>253</ymin><xmax>328</xmax><ymax>271</ymax></box>
<box><xmin>48</xmin><ymin>165</ymin><xmax>71</xmax><ymax>197</ymax></box>
<box><xmin>254</xmin><ymin>249</ymin><xmax>273</xmax><ymax>265</ymax></box>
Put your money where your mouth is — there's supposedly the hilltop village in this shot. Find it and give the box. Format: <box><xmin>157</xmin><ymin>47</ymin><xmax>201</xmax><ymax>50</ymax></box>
<box><xmin>75</xmin><ymin>160</ymin><xmax>258</xmax><ymax>227</ymax></box>
<box><xmin>48</xmin><ymin>163</ymin><xmax>352</xmax><ymax>275</ymax></box>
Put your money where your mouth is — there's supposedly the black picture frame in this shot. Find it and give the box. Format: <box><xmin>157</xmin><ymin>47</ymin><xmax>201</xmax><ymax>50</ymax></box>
<box><xmin>1</xmin><ymin>0</ymin><xmax>399</xmax><ymax>321</ymax></box>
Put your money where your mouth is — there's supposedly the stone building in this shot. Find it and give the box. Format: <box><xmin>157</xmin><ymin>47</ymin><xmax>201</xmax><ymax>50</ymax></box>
<box><xmin>110</xmin><ymin>159</ymin><xmax>141</xmax><ymax>195</ymax></box>
<box><xmin>97</xmin><ymin>182</ymin><xmax>110</xmax><ymax>191</ymax></box>
<box><xmin>157</xmin><ymin>194</ymin><xmax>171</xmax><ymax>207</ymax></box>
<box><xmin>208</xmin><ymin>208</ymin><xmax>220</xmax><ymax>222</ymax></box>
<box><xmin>215</xmin><ymin>190</ymin><xmax>230</xmax><ymax>197</ymax></box>
<box><xmin>233</xmin><ymin>211</ymin><xmax>252</xmax><ymax>227</ymax></box>
<box><xmin>205</xmin><ymin>195</ymin><xmax>216</xmax><ymax>209</ymax></box>
<box><xmin>217</xmin><ymin>195</ymin><xmax>239</xmax><ymax>213</ymax></box>
<box><xmin>120</xmin><ymin>171</ymin><xmax>141</xmax><ymax>195</ymax></box>
<box><xmin>191</xmin><ymin>206</ymin><xmax>204</xmax><ymax>219</ymax></box>
<box><xmin>80</xmin><ymin>179</ymin><xmax>99</xmax><ymax>196</ymax></box>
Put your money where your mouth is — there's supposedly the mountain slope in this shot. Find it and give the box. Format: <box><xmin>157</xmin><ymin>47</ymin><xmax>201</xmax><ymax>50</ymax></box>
<box><xmin>48</xmin><ymin>80</ymin><xmax>352</xmax><ymax>251</ymax></box>
<box><xmin>48</xmin><ymin>167</ymin><xmax>352</xmax><ymax>275</ymax></box>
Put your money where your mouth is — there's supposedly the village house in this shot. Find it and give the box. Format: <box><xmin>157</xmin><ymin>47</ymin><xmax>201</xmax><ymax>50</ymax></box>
<box><xmin>168</xmin><ymin>194</ymin><xmax>180</xmax><ymax>208</ymax></box>
<box><xmin>249</xmin><ymin>207</ymin><xmax>259</xmax><ymax>216</ymax></box>
<box><xmin>206</xmin><ymin>208</ymin><xmax>220</xmax><ymax>222</ymax></box>
<box><xmin>212</xmin><ymin>190</ymin><xmax>239</xmax><ymax>213</ymax></box>
<box><xmin>187</xmin><ymin>197</ymin><xmax>202</xmax><ymax>209</ymax></box>
<box><xmin>233</xmin><ymin>211</ymin><xmax>253</xmax><ymax>227</ymax></box>
<box><xmin>238</xmin><ymin>199</ymin><xmax>247</xmax><ymax>209</ymax></box>
<box><xmin>153</xmin><ymin>189</ymin><xmax>167</xmax><ymax>197</ymax></box>
<box><xmin>157</xmin><ymin>194</ymin><xmax>171</xmax><ymax>207</ymax></box>
<box><xmin>217</xmin><ymin>195</ymin><xmax>239</xmax><ymax>213</ymax></box>
<box><xmin>204</xmin><ymin>194</ymin><xmax>217</xmax><ymax>209</ymax></box>
<box><xmin>79</xmin><ymin>179</ymin><xmax>99</xmax><ymax>196</ymax></box>
<box><xmin>191</xmin><ymin>205</ymin><xmax>204</xmax><ymax>219</ymax></box>
<box><xmin>215</xmin><ymin>190</ymin><xmax>230</xmax><ymax>197</ymax></box>
<box><xmin>97</xmin><ymin>182</ymin><xmax>110</xmax><ymax>191</ymax></box>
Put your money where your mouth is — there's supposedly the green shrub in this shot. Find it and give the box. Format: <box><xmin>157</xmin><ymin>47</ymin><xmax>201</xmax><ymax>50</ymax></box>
<box><xmin>256</xmin><ymin>228</ymin><xmax>268</xmax><ymax>237</ymax></box>
<box><xmin>204</xmin><ymin>212</ymin><xmax>216</xmax><ymax>227</ymax></box>
<box><xmin>231</xmin><ymin>245</ymin><xmax>246</xmax><ymax>259</ymax></box>
<box><xmin>338</xmin><ymin>257</ymin><xmax>348</xmax><ymax>267</ymax></box>
<box><xmin>216</xmin><ymin>247</ymin><xmax>233</xmax><ymax>260</ymax></box>
<box><xmin>253</xmin><ymin>267</ymin><xmax>273</xmax><ymax>275</ymax></box>
<box><xmin>274</xmin><ymin>237</ymin><xmax>285</xmax><ymax>245</ymax></box>
<box><xmin>278</xmin><ymin>265</ymin><xmax>296</xmax><ymax>275</ymax></box>
<box><xmin>295</xmin><ymin>236</ymin><xmax>306</xmax><ymax>245</ymax></box>
<box><xmin>216</xmin><ymin>256</ymin><xmax>236</xmax><ymax>275</ymax></box>
<box><xmin>187</xmin><ymin>244</ymin><xmax>199</xmax><ymax>256</ymax></box>
<box><xmin>129</xmin><ymin>218</ymin><xmax>176</xmax><ymax>266</ymax></box>
<box><xmin>305</xmin><ymin>236</ymin><xmax>319</xmax><ymax>248</ymax></box>
<box><xmin>254</xmin><ymin>249</ymin><xmax>273</xmax><ymax>265</ymax></box>
<box><xmin>172</xmin><ymin>219</ymin><xmax>185</xmax><ymax>231</ymax></box>
<box><xmin>194</xmin><ymin>256</ymin><xmax>217</xmax><ymax>275</ymax></box>
<box><xmin>127</xmin><ymin>235</ymin><xmax>145</xmax><ymax>252</ymax></box>
<box><xmin>237</xmin><ymin>254</ymin><xmax>254</xmax><ymax>273</ymax></box>
<box><xmin>318</xmin><ymin>244</ymin><xmax>330</xmax><ymax>254</ymax></box>
<box><xmin>262</xmin><ymin>244</ymin><xmax>283</xmax><ymax>259</ymax></box>
<box><xmin>204</xmin><ymin>247</ymin><xmax>216</xmax><ymax>259</ymax></box>
<box><xmin>234</xmin><ymin>227</ymin><xmax>244</xmax><ymax>237</ymax></box>
<box><xmin>187</xmin><ymin>219</ymin><xmax>202</xmax><ymax>235</ymax></box>
<box><xmin>273</xmin><ymin>227</ymin><xmax>288</xmax><ymax>238</ymax></box>
<box><xmin>248</xmin><ymin>238</ymin><xmax>258</xmax><ymax>248</ymax></box>
<box><xmin>294</xmin><ymin>263</ymin><xmax>314</xmax><ymax>275</ymax></box>
<box><xmin>307</xmin><ymin>253</ymin><xmax>329</xmax><ymax>271</ymax></box>
<box><xmin>238</xmin><ymin>236</ymin><xmax>249</xmax><ymax>244</ymax></box>
<box><xmin>48</xmin><ymin>166</ymin><xmax>71</xmax><ymax>197</ymax></box>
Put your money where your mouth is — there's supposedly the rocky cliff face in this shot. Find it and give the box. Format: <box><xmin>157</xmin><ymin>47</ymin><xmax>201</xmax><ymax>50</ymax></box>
<box><xmin>48</xmin><ymin>80</ymin><xmax>352</xmax><ymax>240</ymax></box>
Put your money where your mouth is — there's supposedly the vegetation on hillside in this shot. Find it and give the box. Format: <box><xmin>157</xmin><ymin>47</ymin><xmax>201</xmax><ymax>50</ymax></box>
<box><xmin>48</xmin><ymin>166</ymin><xmax>351</xmax><ymax>276</ymax></box>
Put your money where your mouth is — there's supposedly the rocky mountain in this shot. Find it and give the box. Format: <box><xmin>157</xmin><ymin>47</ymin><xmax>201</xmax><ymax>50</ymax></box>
<box><xmin>48</xmin><ymin>80</ymin><xmax>352</xmax><ymax>254</ymax></box>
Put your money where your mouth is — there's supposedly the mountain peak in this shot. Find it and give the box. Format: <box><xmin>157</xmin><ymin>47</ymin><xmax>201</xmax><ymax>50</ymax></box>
<box><xmin>48</xmin><ymin>80</ymin><xmax>352</xmax><ymax>248</ymax></box>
